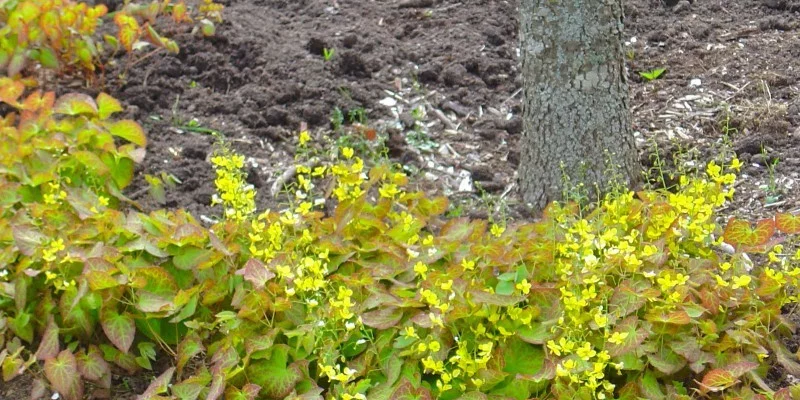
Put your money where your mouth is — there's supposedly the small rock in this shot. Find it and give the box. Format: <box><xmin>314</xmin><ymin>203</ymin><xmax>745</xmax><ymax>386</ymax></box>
<box><xmin>379</xmin><ymin>97</ymin><xmax>397</xmax><ymax>107</ymax></box>
<box><xmin>442</xmin><ymin>101</ymin><xmax>471</xmax><ymax>117</ymax></box>
<box><xmin>689</xmin><ymin>78</ymin><xmax>702</xmax><ymax>87</ymax></box>
<box><xmin>673</xmin><ymin>0</ymin><xmax>691</xmax><ymax>13</ymax></box>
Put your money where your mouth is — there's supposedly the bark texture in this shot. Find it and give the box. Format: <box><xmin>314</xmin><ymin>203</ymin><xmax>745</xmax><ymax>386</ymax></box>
<box><xmin>518</xmin><ymin>0</ymin><xmax>639</xmax><ymax>212</ymax></box>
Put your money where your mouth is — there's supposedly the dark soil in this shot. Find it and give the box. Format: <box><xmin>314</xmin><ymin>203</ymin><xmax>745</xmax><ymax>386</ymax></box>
<box><xmin>3</xmin><ymin>0</ymin><xmax>800</xmax><ymax>398</ymax></box>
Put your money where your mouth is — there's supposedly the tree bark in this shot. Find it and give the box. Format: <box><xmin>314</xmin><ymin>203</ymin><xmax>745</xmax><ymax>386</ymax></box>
<box><xmin>518</xmin><ymin>0</ymin><xmax>639</xmax><ymax>212</ymax></box>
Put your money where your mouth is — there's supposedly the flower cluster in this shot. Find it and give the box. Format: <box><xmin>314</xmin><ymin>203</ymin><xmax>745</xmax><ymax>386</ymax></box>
<box><xmin>210</xmin><ymin>149</ymin><xmax>256</xmax><ymax>221</ymax></box>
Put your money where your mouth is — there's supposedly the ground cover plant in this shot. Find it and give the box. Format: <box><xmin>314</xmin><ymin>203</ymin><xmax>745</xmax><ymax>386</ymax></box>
<box><xmin>2</xmin><ymin>0</ymin><xmax>800</xmax><ymax>399</ymax></box>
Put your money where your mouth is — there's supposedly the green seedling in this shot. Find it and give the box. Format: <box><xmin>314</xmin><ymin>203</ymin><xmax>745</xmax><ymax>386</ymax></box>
<box><xmin>323</xmin><ymin>47</ymin><xmax>335</xmax><ymax>62</ymax></box>
<box><xmin>638</xmin><ymin>67</ymin><xmax>666</xmax><ymax>81</ymax></box>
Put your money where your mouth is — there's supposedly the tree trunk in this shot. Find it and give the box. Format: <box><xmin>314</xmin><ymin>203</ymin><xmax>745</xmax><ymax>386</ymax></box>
<box><xmin>518</xmin><ymin>0</ymin><xmax>639</xmax><ymax>212</ymax></box>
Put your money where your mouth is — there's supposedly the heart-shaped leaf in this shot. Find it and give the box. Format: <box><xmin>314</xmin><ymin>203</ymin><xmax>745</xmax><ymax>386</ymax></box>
<box><xmin>101</xmin><ymin>310</ymin><xmax>135</xmax><ymax>353</ymax></box>
<box><xmin>235</xmin><ymin>258</ymin><xmax>276</xmax><ymax>289</ymax></box>
<box><xmin>96</xmin><ymin>93</ymin><xmax>123</xmax><ymax>120</ymax></box>
<box><xmin>699</xmin><ymin>369</ymin><xmax>736</xmax><ymax>393</ymax></box>
<box><xmin>0</xmin><ymin>77</ymin><xmax>25</xmax><ymax>106</ymax></box>
<box><xmin>53</xmin><ymin>93</ymin><xmax>98</xmax><ymax>116</ymax></box>
<box><xmin>107</xmin><ymin>120</ymin><xmax>146</xmax><ymax>146</ymax></box>
<box><xmin>246</xmin><ymin>345</ymin><xmax>302</xmax><ymax>399</ymax></box>
<box><xmin>77</xmin><ymin>345</ymin><xmax>111</xmax><ymax>384</ymax></box>
<box><xmin>176</xmin><ymin>333</ymin><xmax>205</xmax><ymax>377</ymax></box>
<box><xmin>35</xmin><ymin>318</ymin><xmax>59</xmax><ymax>361</ymax></box>
<box><xmin>137</xmin><ymin>367</ymin><xmax>175</xmax><ymax>400</ymax></box>
<box><xmin>361</xmin><ymin>307</ymin><xmax>403</xmax><ymax>329</ymax></box>
<box><xmin>775</xmin><ymin>212</ymin><xmax>800</xmax><ymax>234</ymax></box>
<box><xmin>44</xmin><ymin>350</ymin><xmax>83</xmax><ymax>400</ymax></box>
<box><xmin>723</xmin><ymin>218</ymin><xmax>775</xmax><ymax>249</ymax></box>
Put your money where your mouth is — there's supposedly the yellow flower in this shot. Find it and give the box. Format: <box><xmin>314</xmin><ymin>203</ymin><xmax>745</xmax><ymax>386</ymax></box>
<box><xmin>607</xmin><ymin>331</ymin><xmax>628</xmax><ymax>345</ymax></box>
<box><xmin>428</xmin><ymin>340</ymin><xmax>441</xmax><ymax>352</ymax></box>
<box><xmin>576</xmin><ymin>342</ymin><xmax>596</xmax><ymax>361</ymax></box>
<box><xmin>341</xmin><ymin>147</ymin><xmax>354</xmax><ymax>159</ymax></box>
<box><xmin>490</xmin><ymin>224</ymin><xmax>505</xmax><ymax>237</ymax></box>
<box><xmin>515</xmin><ymin>279</ymin><xmax>531</xmax><ymax>295</ymax></box>
<box><xmin>298</xmin><ymin>130</ymin><xmax>311</xmax><ymax>145</ymax></box>
<box><xmin>439</xmin><ymin>279</ymin><xmax>453</xmax><ymax>291</ymax></box>
<box><xmin>379</xmin><ymin>183</ymin><xmax>400</xmax><ymax>198</ymax></box>
<box><xmin>729</xmin><ymin>157</ymin><xmax>742</xmax><ymax>172</ymax></box>
<box><xmin>403</xmin><ymin>326</ymin><xmax>419</xmax><ymax>339</ymax></box>
<box><xmin>461</xmin><ymin>258</ymin><xmax>476</xmax><ymax>271</ymax></box>
<box><xmin>412</xmin><ymin>262</ymin><xmax>428</xmax><ymax>280</ymax></box>
<box><xmin>732</xmin><ymin>274</ymin><xmax>752</xmax><ymax>289</ymax></box>
<box><xmin>594</xmin><ymin>312</ymin><xmax>608</xmax><ymax>328</ymax></box>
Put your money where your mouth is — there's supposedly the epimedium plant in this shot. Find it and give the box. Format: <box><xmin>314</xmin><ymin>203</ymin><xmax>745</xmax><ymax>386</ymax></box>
<box><xmin>2</xmin><ymin>88</ymin><xmax>800</xmax><ymax>400</ymax></box>
<box><xmin>0</xmin><ymin>0</ymin><xmax>223</xmax><ymax>81</ymax></box>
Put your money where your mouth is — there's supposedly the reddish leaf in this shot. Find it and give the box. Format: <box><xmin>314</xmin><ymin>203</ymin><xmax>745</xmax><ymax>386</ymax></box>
<box><xmin>699</xmin><ymin>369</ymin><xmax>736</xmax><ymax>393</ymax></box>
<box><xmin>723</xmin><ymin>218</ymin><xmax>775</xmax><ymax>249</ymax></box>
<box><xmin>101</xmin><ymin>310</ymin><xmax>135</xmax><ymax>353</ymax></box>
<box><xmin>235</xmin><ymin>258</ymin><xmax>276</xmax><ymax>290</ymax></box>
<box><xmin>361</xmin><ymin>307</ymin><xmax>404</xmax><ymax>329</ymax></box>
<box><xmin>44</xmin><ymin>351</ymin><xmax>83</xmax><ymax>400</ymax></box>
<box><xmin>31</xmin><ymin>378</ymin><xmax>48</xmax><ymax>399</ymax></box>
<box><xmin>775</xmin><ymin>213</ymin><xmax>800</xmax><ymax>234</ymax></box>
<box><xmin>20</xmin><ymin>90</ymin><xmax>55</xmax><ymax>112</ymax></box>
<box><xmin>35</xmin><ymin>318</ymin><xmax>59</xmax><ymax>361</ymax></box>
<box><xmin>53</xmin><ymin>93</ymin><xmax>98</xmax><ymax>116</ymax></box>
<box><xmin>176</xmin><ymin>333</ymin><xmax>205</xmax><ymax>378</ymax></box>
<box><xmin>210</xmin><ymin>344</ymin><xmax>239</xmax><ymax>374</ymax></box>
<box><xmin>77</xmin><ymin>346</ymin><xmax>111</xmax><ymax>384</ymax></box>
<box><xmin>645</xmin><ymin>310</ymin><xmax>691</xmax><ymax>325</ymax></box>
<box><xmin>206</xmin><ymin>371</ymin><xmax>225</xmax><ymax>400</ymax></box>
<box><xmin>136</xmin><ymin>367</ymin><xmax>174</xmax><ymax>400</ymax></box>
<box><xmin>723</xmin><ymin>361</ymin><xmax>758</xmax><ymax>379</ymax></box>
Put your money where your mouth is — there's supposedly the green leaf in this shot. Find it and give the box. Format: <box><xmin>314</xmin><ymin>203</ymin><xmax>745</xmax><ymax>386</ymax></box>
<box><xmin>647</xmin><ymin>347</ymin><xmax>685</xmax><ymax>375</ymax></box>
<box><xmin>9</xmin><ymin>311</ymin><xmax>34</xmax><ymax>343</ymax></box>
<box><xmin>174</xmin><ymin>247</ymin><xmax>213</xmax><ymax>270</ymax></box>
<box><xmin>53</xmin><ymin>93</ymin><xmax>98</xmax><ymax>116</ymax></box>
<box><xmin>44</xmin><ymin>350</ymin><xmax>84</xmax><ymax>400</ymax></box>
<box><xmin>104</xmin><ymin>154</ymin><xmax>136</xmax><ymax>190</ymax></box>
<box><xmin>638</xmin><ymin>68</ymin><xmax>666</xmax><ymax>81</ymax></box>
<box><xmin>31</xmin><ymin>47</ymin><xmax>59</xmax><ymax>69</ymax></box>
<box><xmin>639</xmin><ymin>370</ymin><xmax>665</xmax><ymax>399</ymax></box>
<box><xmin>99</xmin><ymin>344</ymin><xmax>139</xmax><ymax>374</ymax></box>
<box><xmin>97</xmin><ymin>92</ymin><xmax>124</xmax><ymax>119</ymax></box>
<box><xmin>517</xmin><ymin>322</ymin><xmax>554</xmax><ymax>345</ymax></box>
<box><xmin>495</xmin><ymin>280</ymin><xmax>515</xmax><ymax>296</ymax></box>
<box><xmin>246</xmin><ymin>345</ymin><xmax>302</xmax><ymax>399</ymax></box>
<box><xmin>172</xmin><ymin>376</ymin><xmax>206</xmax><ymax>400</ymax></box>
<box><xmin>107</xmin><ymin>120</ymin><xmax>147</xmax><ymax>146</ymax></box>
<box><xmin>502</xmin><ymin>337</ymin><xmax>544</xmax><ymax>376</ymax></box>
<box><xmin>469</xmin><ymin>290</ymin><xmax>525</xmax><ymax>306</ymax></box>
<box><xmin>101</xmin><ymin>310</ymin><xmax>135</xmax><ymax>353</ymax></box>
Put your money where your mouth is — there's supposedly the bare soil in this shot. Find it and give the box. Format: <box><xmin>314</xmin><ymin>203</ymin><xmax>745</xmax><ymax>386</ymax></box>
<box><xmin>3</xmin><ymin>0</ymin><xmax>800</xmax><ymax>398</ymax></box>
